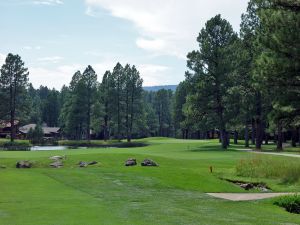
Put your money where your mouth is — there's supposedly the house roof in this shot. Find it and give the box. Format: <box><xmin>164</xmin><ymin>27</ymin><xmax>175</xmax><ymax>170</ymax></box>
<box><xmin>0</xmin><ymin>120</ymin><xmax>20</xmax><ymax>129</ymax></box>
<box><xmin>19</xmin><ymin>124</ymin><xmax>60</xmax><ymax>134</ymax></box>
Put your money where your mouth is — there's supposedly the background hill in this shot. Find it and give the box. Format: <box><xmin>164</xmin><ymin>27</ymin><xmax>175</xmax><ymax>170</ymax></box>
<box><xmin>143</xmin><ymin>85</ymin><xmax>177</xmax><ymax>92</ymax></box>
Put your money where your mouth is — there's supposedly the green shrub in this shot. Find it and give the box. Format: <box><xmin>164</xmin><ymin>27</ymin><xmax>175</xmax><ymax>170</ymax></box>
<box><xmin>27</xmin><ymin>125</ymin><xmax>44</xmax><ymax>145</ymax></box>
<box><xmin>1</xmin><ymin>141</ymin><xmax>31</xmax><ymax>151</ymax></box>
<box><xmin>274</xmin><ymin>195</ymin><xmax>300</xmax><ymax>214</ymax></box>
<box><xmin>236</xmin><ymin>156</ymin><xmax>300</xmax><ymax>183</ymax></box>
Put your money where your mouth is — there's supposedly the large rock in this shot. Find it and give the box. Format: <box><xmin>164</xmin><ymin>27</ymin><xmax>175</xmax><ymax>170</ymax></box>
<box><xmin>50</xmin><ymin>161</ymin><xmax>63</xmax><ymax>168</ymax></box>
<box><xmin>125</xmin><ymin>158</ymin><xmax>137</xmax><ymax>166</ymax></box>
<box><xmin>16</xmin><ymin>161</ymin><xmax>32</xmax><ymax>168</ymax></box>
<box><xmin>141</xmin><ymin>159</ymin><xmax>158</xmax><ymax>167</ymax></box>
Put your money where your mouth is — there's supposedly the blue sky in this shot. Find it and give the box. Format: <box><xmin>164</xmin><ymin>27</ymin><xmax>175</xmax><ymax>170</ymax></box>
<box><xmin>0</xmin><ymin>0</ymin><xmax>249</xmax><ymax>89</ymax></box>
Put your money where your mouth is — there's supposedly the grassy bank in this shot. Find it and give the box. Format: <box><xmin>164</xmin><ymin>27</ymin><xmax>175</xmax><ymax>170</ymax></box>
<box><xmin>58</xmin><ymin>139</ymin><xmax>147</xmax><ymax>148</ymax></box>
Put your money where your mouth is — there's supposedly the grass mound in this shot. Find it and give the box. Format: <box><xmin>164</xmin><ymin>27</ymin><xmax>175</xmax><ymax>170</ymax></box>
<box><xmin>236</xmin><ymin>155</ymin><xmax>300</xmax><ymax>183</ymax></box>
<box><xmin>274</xmin><ymin>195</ymin><xmax>300</xmax><ymax>214</ymax></box>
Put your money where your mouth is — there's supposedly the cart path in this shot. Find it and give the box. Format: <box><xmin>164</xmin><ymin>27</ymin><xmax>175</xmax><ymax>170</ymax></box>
<box><xmin>237</xmin><ymin>149</ymin><xmax>300</xmax><ymax>158</ymax></box>
<box><xmin>207</xmin><ymin>193</ymin><xmax>297</xmax><ymax>201</ymax></box>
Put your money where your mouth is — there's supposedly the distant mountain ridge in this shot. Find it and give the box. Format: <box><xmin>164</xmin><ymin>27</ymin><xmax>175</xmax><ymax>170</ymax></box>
<box><xmin>143</xmin><ymin>85</ymin><xmax>177</xmax><ymax>92</ymax></box>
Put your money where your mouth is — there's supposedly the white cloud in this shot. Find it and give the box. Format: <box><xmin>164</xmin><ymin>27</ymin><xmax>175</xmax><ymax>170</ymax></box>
<box><xmin>28</xmin><ymin>62</ymin><xmax>171</xmax><ymax>89</ymax></box>
<box><xmin>85</xmin><ymin>0</ymin><xmax>248</xmax><ymax>58</ymax></box>
<box><xmin>32</xmin><ymin>0</ymin><xmax>63</xmax><ymax>5</ymax></box>
<box><xmin>85</xmin><ymin>6</ymin><xmax>98</xmax><ymax>17</ymax></box>
<box><xmin>137</xmin><ymin>64</ymin><xmax>170</xmax><ymax>86</ymax></box>
<box><xmin>37</xmin><ymin>56</ymin><xmax>64</xmax><ymax>63</ymax></box>
<box><xmin>29</xmin><ymin>64</ymin><xmax>82</xmax><ymax>89</ymax></box>
<box><xmin>136</xmin><ymin>38</ymin><xmax>165</xmax><ymax>52</ymax></box>
<box><xmin>23</xmin><ymin>46</ymin><xmax>42</xmax><ymax>50</ymax></box>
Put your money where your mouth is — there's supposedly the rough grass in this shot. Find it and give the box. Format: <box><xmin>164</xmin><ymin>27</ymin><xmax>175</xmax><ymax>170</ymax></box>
<box><xmin>236</xmin><ymin>155</ymin><xmax>300</xmax><ymax>183</ymax></box>
<box><xmin>0</xmin><ymin>138</ymin><xmax>300</xmax><ymax>225</ymax></box>
<box><xmin>274</xmin><ymin>194</ymin><xmax>300</xmax><ymax>214</ymax></box>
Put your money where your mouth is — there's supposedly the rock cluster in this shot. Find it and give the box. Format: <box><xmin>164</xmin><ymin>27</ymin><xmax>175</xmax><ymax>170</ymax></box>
<box><xmin>141</xmin><ymin>159</ymin><xmax>158</xmax><ymax>167</ymax></box>
<box><xmin>49</xmin><ymin>155</ymin><xmax>65</xmax><ymax>168</ymax></box>
<box><xmin>16</xmin><ymin>161</ymin><xmax>32</xmax><ymax>168</ymax></box>
<box><xmin>226</xmin><ymin>179</ymin><xmax>270</xmax><ymax>192</ymax></box>
<box><xmin>125</xmin><ymin>158</ymin><xmax>137</xmax><ymax>166</ymax></box>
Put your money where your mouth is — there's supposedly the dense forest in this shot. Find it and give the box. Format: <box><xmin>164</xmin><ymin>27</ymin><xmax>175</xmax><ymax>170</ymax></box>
<box><xmin>0</xmin><ymin>0</ymin><xmax>299</xmax><ymax>151</ymax></box>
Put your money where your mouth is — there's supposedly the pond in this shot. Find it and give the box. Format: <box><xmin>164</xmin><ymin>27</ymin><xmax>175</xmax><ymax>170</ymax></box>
<box><xmin>30</xmin><ymin>146</ymin><xmax>68</xmax><ymax>151</ymax></box>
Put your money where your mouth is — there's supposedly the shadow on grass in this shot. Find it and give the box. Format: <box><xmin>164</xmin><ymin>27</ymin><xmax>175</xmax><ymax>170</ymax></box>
<box><xmin>189</xmin><ymin>145</ymin><xmax>239</xmax><ymax>152</ymax></box>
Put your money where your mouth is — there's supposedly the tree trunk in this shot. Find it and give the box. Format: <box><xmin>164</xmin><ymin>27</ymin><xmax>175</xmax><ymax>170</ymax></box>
<box><xmin>283</xmin><ymin>132</ymin><xmax>287</xmax><ymax>143</ymax></box>
<box><xmin>291</xmin><ymin>129</ymin><xmax>297</xmax><ymax>147</ymax></box>
<box><xmin>234</xmin><ymin>130</ymin><xmax>238</xmax><ymax>144</ymax></box>
<box><xmin>299</xmin><ymin>127</ymin><xmax>300</xmax><ymax>146</ymax></box>
<box><xmin>227</xmin><ymin>131</ymin><xmax>230</xmax><ymax>147</ymax></box>
<box><xmin>128</xmin><ymin>86</ymin><xmax>135</xmax><ymax>143</ymax></box>
<box><xmin>221</xmin><ymin>129</ymin><xmax>227</xmax><ymax>149</ymax></box>
<box><xmin>103</xmin><ymin>113</ymin><xmax>109</xmax><ymax>141</ymax></box>
<box><xmin>185</xmin><ymin>129</ymin><xmax>189</xmax><ymax>139</ymax></box>
<box><xmin>87</xmin><ymin>104</ymin><xmax>91</xmax><ymax>141</ymax></box>
<box><xmin>277</xmin><ymin>121</ymin><xmax>283</xmax><ymax>151</ymax></box>
<box><xmin>245</xmin><ymin>123</ymin><xmax>249</xmax><ymax>148</ymax></box>
<box><xmin>264</xmin><ymin>133</ymin><xmax>269</xmax><ymax>145</ymax></box>
<box><xmin>251</xmin><ymin>119</ymin><xmax>256</xmax><ymax>145</ymax></box>
<box><xmin>255</xmin><ymin>118</ymin><xmax>262</xmax><ymax>150</ymax></box>
<box><xmin>255</xmin><ymin>92</ymin><xmax>263</xmax><ymax>150</ymax></box>
<box><xmin>10</xmin><ymin>78</ymin><xmax>17</xmax><ymax>142</ymax></box>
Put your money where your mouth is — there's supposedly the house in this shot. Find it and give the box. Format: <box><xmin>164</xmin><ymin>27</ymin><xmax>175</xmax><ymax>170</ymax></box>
<box><xmin>0</xmin><ymin>120</ymin><xmax>19</xmax><ymax>138</ymax></box>
<box><xmin>19</xmin><ymin>124</ymin><xmax>61</xmax><ymax>139</ymax></box>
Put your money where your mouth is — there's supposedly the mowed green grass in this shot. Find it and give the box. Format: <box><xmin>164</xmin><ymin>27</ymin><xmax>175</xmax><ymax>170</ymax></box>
<box><xmin>0</xmin><ymin>138</ymin><xmax>299</xmax><ymax>225</ymax></box>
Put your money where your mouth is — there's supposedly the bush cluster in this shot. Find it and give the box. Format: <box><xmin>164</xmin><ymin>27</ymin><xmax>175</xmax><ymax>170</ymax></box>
<box><xmin>0</xmin><ymin>141</ymin><xmax>31</xmax><ymax>151</ymax></box>
<box><xmin>274</xmin><ymin>195</ymin><xmax>300</xmax><ymax>214</ymax></box>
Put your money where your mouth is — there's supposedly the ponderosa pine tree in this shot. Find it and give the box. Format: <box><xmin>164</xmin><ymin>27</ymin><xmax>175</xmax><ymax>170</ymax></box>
<box><xmin>255</xmin><ymin>0</ymin><xmax>300</xmax><ymax>150</ymax></box>
<box><xmin>60</xmin><ymin>71</ymin><xmax>88</xmax><ymax>140</ymax></box>
<box><xmin>185</xmin><ymin>15</ymin><xmax>237</xmax><ymax>149</ymax></box>
<box><xmin>0</xmin><ymin>54</ymin><xmax>29</xmax><ymax>142</ymax></box>
<box><xmin>111</xmin><ymin>63</ymin><xmax>125</xmax><ymax>140</ymax></box>
<box><xmin>154</xmin><ymin>89</ymin><xmax>173</xmax><ymax>137</ymax></box>
<box><xmin>99</xmin><ymin>71</ymin><xmax>114</xmax><ymax>141</ymax></box>
<box><xmin>174</xmin><ymin>81</ymin><xmax>189</xmax><ymax>138</ymax></box>
<box><xmin>82</xmin><ymin>65</ymin><xmax>98</xmax><ymax>140</ymax></box>
<box><xmin>124</xmin><ymin>65</ymin><xmax>143</xmax><ymax>142</ymax></box>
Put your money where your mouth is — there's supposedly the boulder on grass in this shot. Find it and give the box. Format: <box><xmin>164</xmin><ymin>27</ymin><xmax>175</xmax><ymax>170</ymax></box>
<box><xmin>78</xmin><ymin>161</ymin><xmax>88</xmax><ymax>167</ymax></box>
<box><xmin>125</xmin><ymin>158</ymin><xmax>137</xmax><ymax>166</ymax></box>
<box><xmin>16</xmin><ymin>161</ymin><xmax>32</xmax><ymax>168</ymax></box>
<box><xmin>141</xmin><ymin>159</ymin><xmax>158</xmax><ymax>167</ymax></box>
<box><xmin>50</xmin><ymin>161</ymin><xmax>63</xmax><ymax>168</ymax></box>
